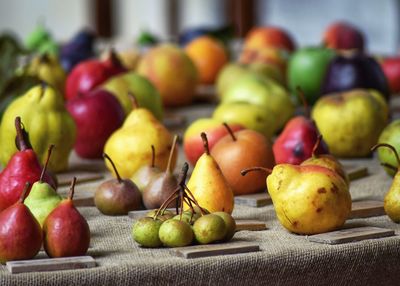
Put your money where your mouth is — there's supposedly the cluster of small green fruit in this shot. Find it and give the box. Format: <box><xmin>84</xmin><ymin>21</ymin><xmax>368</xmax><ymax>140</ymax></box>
<box><xmin>132</xmin><ymin>163</ymin><xmax>236</xmax><ymax>248</ymax></box>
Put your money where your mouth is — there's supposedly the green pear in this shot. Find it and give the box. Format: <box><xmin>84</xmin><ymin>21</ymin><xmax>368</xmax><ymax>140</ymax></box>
<box><xmin>213</xmin><ymin>102</ymin><xmax>276</xmax><ymax>138</ymax></box>
<box><xmin>216</xmin><ymin>63</ymin><xmax>248</xmax><ymax>97</ymax></box>
<box><xmin>221</xmin><ymin>72</ymin><xmax>294</xmax><ymax>130</ymax></box>
<box><xmin>25</xmin><ymin>145</ymin><xmax>61</xmax><ymax>226</ymax></box>
<box><xmin>371</xmin><ymin>143</ymin><xmax>400</xmax><ymax>222</ymax></box>
<box><xmin>377</xmin><ymin>120</ymin><xmax>400</xmax><ymax>176</ymax></box>
<box><xmin>102</xmin><ymin>72</ymin><xmax>163</xmax><ymax>119</ymax></box>
<box><xmin>312</xmin><ymin>89</ymin><xmax>388</xmax><ymax>157</ymax></box>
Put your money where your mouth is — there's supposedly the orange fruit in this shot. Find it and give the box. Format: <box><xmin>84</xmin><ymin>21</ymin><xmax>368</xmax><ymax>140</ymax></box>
<box><xmin>185</xmin><ymin>36</ymin><xmax>228</xmax><ymax>84</ymax></box>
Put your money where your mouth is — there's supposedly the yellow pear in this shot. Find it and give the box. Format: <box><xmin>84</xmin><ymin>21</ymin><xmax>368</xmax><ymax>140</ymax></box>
<box><xmin>185</xmin><ymin>133</ymin><xmax>234</xmax><ymax>214</ymax></box>
<box><xmin>104</xmin><ymin>97</ymin><xmax>175</xmax><ymax>178</ymax></box>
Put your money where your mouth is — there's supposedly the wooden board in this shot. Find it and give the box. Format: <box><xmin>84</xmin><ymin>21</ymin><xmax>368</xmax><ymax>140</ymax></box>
<box><xmin>344</xmin><ymin>166</ymin><xmax>369</xmax><ymax>181</ymax></box>
<box><xmin>6</xmin><ymin>256</ymin><xmax>96</xmax><ymax>274</ymax></box>
<box><xmin>234</xmin><ymin>192</ymin><xmax>272</xmax><ymax>207</ymax></box>
<box><xmin>73</xmin><ymin>195</ymin><xmax>95</xmax><ymax>207</ymax></box>
<box><xmin>57</xmin><ymin>171</ymin><xmax>104</xmax><ymax>186</ymax></box>
<box><xmin>163</xmin><ymin>113</ymin><xmax>186</xmax><ymax>129</ymax></box>
<box><xmin>307</xmin><ymin>226</ymin><xmax>395</xmax><ymax>245</ymax></box>
<box><xmin>349</xmin><ymin>200</ymin><xmax>385</xmax><ymax>219</ymax></box>
<box><xmin>172</xmin><ymin>242</ymin><xmax>260</xmax><ymax>259</ymax></box>
<box><xmin>235</xmin><ymin>220</ymin><xmax>267</xmax><ymax>231</ymax></box>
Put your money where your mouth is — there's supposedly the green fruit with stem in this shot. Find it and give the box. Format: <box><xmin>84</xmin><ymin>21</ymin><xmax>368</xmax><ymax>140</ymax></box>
<box><xmin>132</xmin><ymin>217</ymin><xmax>163</xmax><ymax>248</ymax></box>
<box><xmin>158</xmin><ymin>219</ymin><xmax>194</xmax><ymax>247</ymax></box>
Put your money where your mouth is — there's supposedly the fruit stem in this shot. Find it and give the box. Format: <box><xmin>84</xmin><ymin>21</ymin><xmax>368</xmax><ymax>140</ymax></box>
<box><xmin>223</xmin><ymin>122</ymin><xmax>237</xmax><ymax>141</ymax></box>
<box><xmin>241</xmin><ymin>167</ymin><xmax>272</xmax><ymax>176</ymax></box>
<box><xmin>183</xmin><ymin>185</ymin><xmax>207</xmax><ymax>216</ymax></box>
<box><xmin>166</xmin><ymin>135</ymin><xmax>178</xmax><ymax>175</ymax></box>
<box><xmin>68</xmin><ymin>177</ymin><xmax>77</xmax><ymax>200</ymax></box>
<box><xmin>39</xmin><ymin>53</ymin><xmax>50</xmax><ymax>64</ymax></box>
<box><xmin>201</xmin><ymin>132</ymin><xmax>210</xmax><ymax>155</ymax></box>
<box><xmin>128</xmin><ymin>92</ymin><xmax>139</xmax><ymax>110</ymax></box>
<box><xmin>312</xmin><ymin>135</ymin><xmax>323</xmax><ymax>158</ymax></box>
<box><xmin>381</xmin><ymin>162</ymin><xmax>398</xmax><ymax>172</ymax></box>
<box><xmin>371</xmin><ymin>143</ymin><xmax>400</xmax><ymax>169</ymax></box>
<box><xmin>151</xmin><ymin>145</ymin><xmax>156</xmax><ymax>168</ymax></box>
<box><xmin>154</xmin><ymin>188</ymin><xmax>179</xmax><ymax>219</ymax></box>
<box><xmin>109</xmin><ymin>48</ymin><xmax>123</xmax><ymax>67</ymax></box>
<box><xmin>296</xmin><ymin>86</ymin><xmax>310</xmax><ymax>118</ymax></box>
<box><xmin>103</xmin><ymin>153</ymin><xmax>122</xmax><ymax>183</ymax></box>
<box><xmin>19</xmin><ymin>182</ymin><xmax>31</xmax><ymax>203</ymax></box>
<box><xmin>40</xmin><ymin>81</ymin><xmax>47</xmax><ymax>97</ymax></box>
<box><xmin>39</xmin><ymin>144</ymin><xmax>55</xmax><ymax>183</ymax></box>
<box><xmin>14</xmin><ymin>117</ymin><xmax>32</xmax><ymax>151</ymax></box>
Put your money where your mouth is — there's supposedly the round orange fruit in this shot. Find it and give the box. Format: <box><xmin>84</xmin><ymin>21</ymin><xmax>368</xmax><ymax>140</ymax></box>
<box><xmin>185</xmin><ymin>36</ymin><xmax>228</xmax><ymax>85</ymax></box>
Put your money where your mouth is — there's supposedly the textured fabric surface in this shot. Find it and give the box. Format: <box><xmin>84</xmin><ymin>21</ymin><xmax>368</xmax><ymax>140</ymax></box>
<box><xmin>2</xmin><ymin>101</ymin><xmax>400</xmax><ymax>285</ymax></box>
<box><xmin>1</xmin><ymin>156</ymin><xmax>400</xmax><ymax>286</ymax></box>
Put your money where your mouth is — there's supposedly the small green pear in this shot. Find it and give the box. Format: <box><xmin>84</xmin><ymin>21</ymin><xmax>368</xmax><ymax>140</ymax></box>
<box><xmin>371</xmin><ymin>143</ymin><xmax>400</xmax><ymax>222</ymax></box>
<box><xmin>25</xmin><ymin>145</ymin><xmax>61</xmax><ymax>226</ymax></box>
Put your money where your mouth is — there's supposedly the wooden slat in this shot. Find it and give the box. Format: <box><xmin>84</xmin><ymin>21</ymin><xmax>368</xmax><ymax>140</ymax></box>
<box><xmin>128</xmin><ymin>208</ymin><xmax>176</xmax><ymax>219</ymax></box>
<box><xmin>307</xmin><ymin>226</ymin><xmax>395</xmax><ymax>245</ymax></box>
<box><xmin>346</xmin><ymin>166</ymin><xmax>369</xmax><ymax>181</ymax></box>
<box><xmin>234</xmin><ymin>192</ymin><xmax>272</xmax><ymax>207</ymax></box>
<box><xmin>172</xmin><ymin>242</ymin><xmax>260</xmax><ymax>259</ymax></box>
<box><xmin>349</xmin><ymin>200</ymin><xmax>385</xmax><ymax>219</ymax></box>
<box><xmin>73</xmin><ymin>195</ymin><xmax>95</xmax><ymax>207</ymax></box>
<box><xmin>235</xmin><ymin>219</ymin><xmax>267</xmax><ymax>231</ymax></box>
<box><xmin>57</xmin><ymin>171</ymin><xmax>104</xmax><ymax>186</ymax></box>
<box><xmin>6</xmin><ymin>256</ymin><xmax>96</xmax><ymax>274</ymax></box>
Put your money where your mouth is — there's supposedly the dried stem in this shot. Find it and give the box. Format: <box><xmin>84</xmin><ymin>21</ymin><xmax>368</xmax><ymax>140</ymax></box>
<box><xmin>39</xmin><ymin>144</ymin><xmax>54</xmax><ymax>183</ymax></box>
<box><xmin>223</xmin><ymin>122</ymin><xmax>237</xmax><ymax>141</ymax></box>
<box><xmin>241</xmin><ymin>167</ymin><xmax>272</xmax><ymax>176</ymax></box>
<box><xmin>103</xmin><ymin>153</ymin><xmax>122</xmax><ymax>183</ymax></box>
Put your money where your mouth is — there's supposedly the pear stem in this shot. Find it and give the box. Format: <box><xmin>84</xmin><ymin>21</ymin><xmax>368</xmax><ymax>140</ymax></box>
<box><xmin>39</xmin><ymin>53</ymin><xmax>50</xmax><ymax>64</ymax></box>
<box><xmin>241</xmin><ymin>167</ymin><xmax>272</xmax><ymax>177</ymax></box>
<box><xmin>381</xmin><ymin>162</ymin><xmax>398</xmax><ymax>172</ymax></box>
<box><xmin>103</xmin><ymin>153</ymin><xmax>122</xmax><ymax>183</ymax></box>
<box><xmin>109</xmin><ymin>48</ymin><xmax>123</xmax><ymax>67</ymax></box>
<box><xmin>311</xmin><ymin>135</ymin><xmax>323</xmax><ymax>158</ymax></box>
<box><xmin>223</xmin><ymin>122</ymin><xmax>237</xmax><ymax>141</ymax></box>
<box><xmin>166</xmin><ymin>135</ymin><xmax>178</xmax><ymax>175</ymax></box>
<box><xmin>151</xmin><ymin>145</ymin><xmax>156</xmax><ymax>168</ymax></box>
<box><xmin>68</xmin><ymin>177</ymin><xmax>77</xmax><ymax>200</ymax></box>
<box><xmin>128</xmin><ymin>92</ymin><xmax>139</xmax><ymax>110</ymax></box>
<box><xmin>19</xmin><ymin>182</ymin><xmax>31</xmax><ymax>203</ymax></box>
<box><xmin>371</xmin><ymin>143</ymin><xmax>400</xmax><ymax>169</ymax></box>
<box><xmin>201</xmin><ymin>132</ymin><xmax>210</xmax><ymax>155</ymax></box>
<box><xmin>40</xmin><ymin>81</ymin><xmax>47</xmax><ymax>97</ymax></box>
<box><xmin>14</xmin><ymin>117</ymin><xmax>32</xmax><ymax>151</ymax></box>
<box><xmin>39</xmin><ymin>144</ymin><xmax>54</xmax><ymax>183</ymax></box>
<box><xmin>296</xmin><ymin>86</ymin><xmax>310</xmax><ymax>118</ymax></box>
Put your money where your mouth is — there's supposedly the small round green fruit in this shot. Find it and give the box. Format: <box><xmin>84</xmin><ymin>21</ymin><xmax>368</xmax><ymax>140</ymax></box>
<box><xmin>132</xmin><ymin>217</ymin><xmax>163</xmax><ymax>248</ymax></box>
<box><xmin>193</xmin><ymin>214</ymin><xmax>227</xmax><ymax>244</ymax></box>
<box><xmin>213</xmin><ymin>211</ymin><xmax>236</xmax><ymax>241</ymax></box>
<box><xmin>158</xmin><ymin>219</ymin><xmax>194</xmax><ymax>247</ymax></box>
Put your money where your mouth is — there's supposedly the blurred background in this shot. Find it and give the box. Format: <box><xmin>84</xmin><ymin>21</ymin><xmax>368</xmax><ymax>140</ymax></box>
<box><xmin>0</xmin><ymin>0</ymin><xmax>399</xmax><ymax>54</ymax></box>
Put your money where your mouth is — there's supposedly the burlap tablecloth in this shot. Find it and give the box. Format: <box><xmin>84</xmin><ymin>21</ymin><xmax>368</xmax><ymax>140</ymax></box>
<box><xmin>2</xmin><ymin>104</ymin><xmax>400</xmax><ymax>285</ymax></box>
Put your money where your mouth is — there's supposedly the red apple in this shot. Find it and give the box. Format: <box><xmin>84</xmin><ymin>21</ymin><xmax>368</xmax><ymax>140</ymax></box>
<box><xmin>243</xmin><ymin>26</ymin><xmax>296</xmax><ymax>52</ymax></box>
<box><xmin>183</xmin><ymin>118</ymin><xmax>243</xmax><ymax>166</ymax></box>
<box><xmin>380</xmin><ymin>56</ymin><xmax>400</xmax><ymax>93</ymax></box>
<box><xmin>65</xmin><ymin>50</ymin><xmax>127</xmax><ymax>100</ymax></box>
<box><xmin>323</xmin><ymin>22</ymin><xmax>365</xmax><ymax>51</ymax></box>
<box><xmin>66</xmin><ymin>89</ymin><xmax>125</xmax><ymax>158</ymax></box>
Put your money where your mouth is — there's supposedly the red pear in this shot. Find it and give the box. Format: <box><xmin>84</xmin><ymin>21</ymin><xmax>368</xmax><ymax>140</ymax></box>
<box><xmin>0</xmin><ymin>183</ymin><xmax>43</xmax><ymax>263</ymax></box>
<box><xmin>0</xmin><ymin>117</ymin><xmax>56</xmax><ymax>212</ymax></box>
<box><xmin>43</xmin><ymin>177</ymin><xmax>90</xmax><ymax>258</ymax></box>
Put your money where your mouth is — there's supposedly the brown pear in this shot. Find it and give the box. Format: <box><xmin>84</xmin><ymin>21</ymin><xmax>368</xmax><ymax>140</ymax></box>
<box><xmin>142</xmin><ymin>135</ymin><xmax>179</xmax><ymax>209</ymax></box>
<box><xmin>95</xmin><ymin>153</ymin><xmax>142</xmax><ymax>215</ymax></box>
<box><xmin>131</xmin><ymin>145</ymin><xmax>162</xmax><ymax>192</ymax></box>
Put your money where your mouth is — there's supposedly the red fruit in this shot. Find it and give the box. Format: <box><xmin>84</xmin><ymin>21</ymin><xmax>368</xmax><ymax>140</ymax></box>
<box><xmin>381</xmin><ymin>57</ymin><xmax>400</xmax><ymax>93</ymax></box>
<box><xmin>323</xmin><ymin>22</ymin><xmax>365</xmax><ymax>51</ymax></box>
<box><xmin>43</xmin><ymin>178</ymin><xmax>90</xmax><ymax>258</ymax></box>
<box><xmin>273</xmin><ymin>116</ymin><xmax>329</xmax><ymax>165</ymax></box>
<box><xmin>65</xmin><ymin>50</ymin><xmax>126</xmax><ymax>100</ymax></box>
<box><xmin>66</xmin><ymin>89</ymin><xmax>125</xmax><ymax>158</ymax></box>
<box><xmin>0</xmin><ymin>183</ymin><xmax>43</xmax><ymax>263</ymax></box>
<box><xmin>244</xmin><ymin>26</ymin><xmax>296</xmax><ymax>52</ymax></box>
<box><xmin>0</xmin><ymin>117</ymin><xmax>56</xmax><ymax>212</ymax></box>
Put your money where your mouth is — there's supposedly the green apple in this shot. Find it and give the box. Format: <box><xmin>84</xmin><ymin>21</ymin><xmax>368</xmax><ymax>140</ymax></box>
<box><xmin>221</xmin><ymin>72</ymin><xmax>294</xmax><ymax>131</ymax></box>
<box><xmin>312</xmin><ymin>89</ymin><xmax>388</xmax><ymax>157</ymax></box>
<box><xmin>288</xmin><ymin>46</ymin><xmax>335</xmax><ymax>104</ymax></box>
<box><xmin>102</xmin><ymin>72</ymin><xmax>163</xmax><ymax>119</ymax></box>
<box><xmin>377</xmin><ymin>120</ymin><xmax>400</xmax><ymax>176</ymax></box>
<box><xmin>213</xmin><ymin>102</ymin><xmax>276</xmax><ymax>138</ymax></box>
